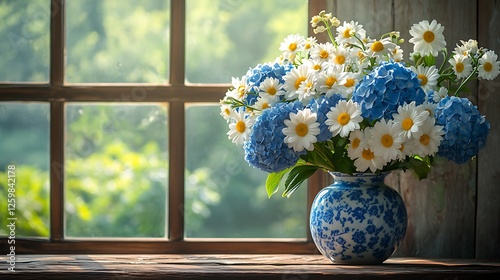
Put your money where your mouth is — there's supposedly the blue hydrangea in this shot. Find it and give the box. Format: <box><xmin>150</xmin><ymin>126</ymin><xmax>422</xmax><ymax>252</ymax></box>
<box><xmin>243</xmin><ymin>62</ymin><xmax>294</xmax><ymax>106</ymax></box>
<box><xmin>434</xmin><ymin>96</ymin><xmax>490</xmax><ymax>164</ymax></box>
<box><xmin>306</xmin><ymin>94</ymin><xmax>345</xmax><ymax>142</ymax></box>
<box><xmin>244</xmin><ymin>101</ymin><xmax>305</xmax><ymax>173</ymax></box>
<box><xmin>352</xmin><ymin>61</ymin><xmax>426</xmax><ymax>121</ymax></box>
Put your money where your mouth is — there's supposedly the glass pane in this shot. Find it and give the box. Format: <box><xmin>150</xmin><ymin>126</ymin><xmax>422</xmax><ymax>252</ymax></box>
<box><xmin>0</xmin><ymin>0</ymin><xmax>50</xmax><ymax>82</ymax></box>
<box><xmin>65</xmin><ymin>103</ymin><xmax>168</xmax><ymax>238</ymax></box>
<box><xmin>0</xmin><ymin>102</ymin><xmax>50</xmax><ymax>238</ymax></box>
<box><xmin>65</xmin><ymin>0</ymin><xmax>170</xmax><ymax>83</ymax></box>
<box><xmin>185</xmin><ymin>105</ymin><xmax>307</xmax><ymax>238</ymax></box>
<box><xmin>186</xmin><ymin>0</ymin><xmax>308</xmax><ymax>83</ymax></box>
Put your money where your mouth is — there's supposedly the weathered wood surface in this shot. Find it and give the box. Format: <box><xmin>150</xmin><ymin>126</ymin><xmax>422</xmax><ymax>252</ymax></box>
<box><xmin>332</xmin><ymin>0</ymin><xmax>500</xmax><ymax>259</ymax></box>
<box><xmin>0</xmin><ymin>254</ymin><xmax>499</xmax><ymax>280</ymax></box>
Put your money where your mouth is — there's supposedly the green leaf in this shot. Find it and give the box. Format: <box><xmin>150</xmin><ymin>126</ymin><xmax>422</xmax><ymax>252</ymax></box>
<box><xmin>407</xmin><ymin>156</ymin><xmax>432</xmax><ymax>180</ymax></box>
<box><xmin>423</xmin><ymin>54</ymin><xmax>436</xmax><ymax>67</ymax></box>
<box><xmin>282</xmin><ymin>165</ymin><xmax>318</xmax><ymax>198</ymax></box>
<box><xmin>265</xmin><ymin>168</ymin><xmax>290</xmax><ymax>198</ymax></box>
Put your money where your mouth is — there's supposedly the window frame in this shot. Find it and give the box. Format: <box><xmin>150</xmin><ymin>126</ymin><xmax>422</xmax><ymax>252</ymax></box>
<box><xmin>0</xmin><ymin>0</ymin><xmax>328</xmax><ymax>254</ymax></box>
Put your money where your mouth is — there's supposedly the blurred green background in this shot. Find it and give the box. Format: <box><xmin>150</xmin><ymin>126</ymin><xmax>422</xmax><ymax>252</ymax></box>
<box><xmin>0</xmin><ymin>0</ymin><xmax>308</xmax><ymax>239</ymax></box>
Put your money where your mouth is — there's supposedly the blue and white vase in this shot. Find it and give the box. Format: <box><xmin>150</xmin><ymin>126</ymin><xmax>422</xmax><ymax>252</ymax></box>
<box><xmin>310</xmin><ymin>172</ymin><xmax>407</xmax><ymax>264</ymax></box>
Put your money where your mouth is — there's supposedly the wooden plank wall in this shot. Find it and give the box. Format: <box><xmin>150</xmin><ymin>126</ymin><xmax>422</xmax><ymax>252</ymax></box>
<box><xmin>327</xmin><ymin>0</ymin><xmax>500</xmax><ymax>259</ymax></box>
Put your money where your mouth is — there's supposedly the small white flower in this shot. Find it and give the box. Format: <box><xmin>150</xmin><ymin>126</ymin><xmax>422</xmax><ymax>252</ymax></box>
<box><xmin>304</xmin><ymin>36</ymin><xmax>318</xmax><ymax>53</ymax></box>
<box><xmin>391</xmin><ymin>45</ymin><xmax>404</xmax><ymax>62</ymax></box>
<box><xmin>407</xmin><ymin>118</ymin><xmax>444</xmax><ymax>157</ymax></box>
<box><xmin>283</xmin><ymin>64</ymin><xmax>313</xmax><ymax>100</ymax></box>
<box><xmin>420</xmin><ymin>101</ymin><xmax>438</xmax><ymax>118</ymax></box>
<box><xmin>335</xmin><ymin>20</ymin><xmax>366</xmax><ymax>45</ymax></box>
<box><xmin>392</xmin><ymin>101</ymin><xmax>430</xmax><ymax>140</ymax></box>
<box><xmin>230</xmin><ymin>76</ymin><xmax>248</xmax><ymax>101</ymax></box>
<box><xmin>366</xmin><ymin>38</ymin><xmax>397</xmax><ymax>62</ymax></box>
<box><xmin>478</xmin><ymin>50</ymin><xmax>500</xmax><ymax>80</ymax></box>
<box><xmin>347</xmin><ymin>129</ymin><xmax>365</xmax><ymax>160</ymax></box>
<box><xmin>258</xmin><ymin>77</ymin><xmax>285</xmax><ymax>103</ymax></box>
<box><xmin>325</xmin><ymin>100</ymin><xmax>363</xmax><ymax>137</ymax></box>
<box><xmin>253</xmin><ymin>96</ymin><xmax>273</xmax><ymax>113</ymax></box>
<box><xmin>310</xmin><ymin>42</ymin><xmax>335</xmax><ymax>61</ymax></box>
<box><xmin>282</xmin><ymin>109</ymin><xmax>321</xmax><ymax>152</ymax></box>
<box><xmin>368</xmin><ymin>119</ymin><xmax>403</xmax><ymax>162</ymax></box>
<box><xmin>449</xmin><ymin>54</ymin><xmax>473</xmax><ymax>79</ymax></box>
<box><xmin>454</xmin><ymin>39</ymin><xmax>479</xmax><ymax>56</ymax></box>
<box><xmin>353</xmin><ymin>128</ymin><xmax>386</xmax><ymax>173</ymax></box>
<box><xmin>331</xmin><ymin>45</ymin><xmax>352</xmax><ymax>66</ymax></box>
<box><xmin>220</xmin><ymin>103</ymin><xmax>233</xmax><ymax>122</ymax></box>
<box><xmin>411</xmin><ymin>65</ymin><xmax>440</xmax><ymax>92</ymax></box>
<box><xmin>304</xmin><ymin>58</ymin><xmax>328</xmax><ymax>72</ymax></box>
<box><xmin>409</xmin><ymin>19</ymin><xmax>446</xmax><ymax>57</ymax></box>
<box><xmin>227</xmin><ymin>110</ymin><xmax>254</xmax><ymax>146</ymax></box>
<box><xmin>279</xmin><ymin>34</ymin><xmax>305</xmax><ymax>59</ymax></box>
<box><xmin>315</xmin><ymin>64</ymin><xmax>347</xmax><ymax>96</ymax></box>
<box><xmin>431</xmin><ymin>87</ymin><xmax>449</xmax><ymax>103</ymax></box>
<box><xmin>337</xmin><ymin>72</ymin><xmax>359</xmax><ymax>98</ymax></box>
<box><xmin>296</xmin><ymin>75</ymin><xmax>319</xmax><ymax>102</ymax></box>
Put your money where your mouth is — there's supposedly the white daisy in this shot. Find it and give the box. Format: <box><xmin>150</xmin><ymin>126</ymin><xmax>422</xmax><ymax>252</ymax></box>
<box><xmin>325</xmin><ymin>100</ymin><xmax>363</xmax><ymax>137</ymax></box>
<box><xmin>368</xmin><ymin>119</ymin><xmax>403</xmax><ymax>162</ymax></box>
<box><xmin>258</xmin><ymin>77</ymin><xmax>285</xmax><ymax>103</ymax></box>
<box><xmin>230</xmin><ymin>76</ymin><xmax>248</xmax><ymax>101</ymax></box>
<box><xmin>420</xmin><ymin>101</ymin><xmax>438</xmax><ymax>118</ymax></box>
<box><xmin>279</xmin><ymin>34</ymin><xmax>305</xmax><ymax>59</ymax></box>
<box><xmin>408</xmin><ymin>118</ymin><xmax>444</xmax><ymax>157</ymax></box>
<box><xmin>478</xmin><ymin>50</ymin><xmax>500</xmax><ymax>80</ymax></box>
<box><xmin>347</xmin><ymin>129</ymin><xmax>365</xmax><ymax>160</ymax></box>
<box><xmin>354</xmin><ymin>146</ymin><xmax>386</xmax><ymax>173</ymax></box>
<box><xmin>335</xmin><ymin>20</ymin><xmax>367</xmax><ymax>45</ymax></box>
<box><xmin>449</xmin><ymin>54</ymin><xmax>473</xmax><ymax>79</ymax></box>
<box><xmin>310</xmin><ymin>42</ymin><xmax>335</xmax><ymax>61</ymax></box>
<box><xmin>392</xmin><ymin>101</ymin><xmax>430</xmax><ymax>140</ymax></box>
<box><xmin>304</xmin><ymin>36</ymin><xmax>318</xmax><ymax>54</ymax></box>
<box><xmin>282</xmin><ymin>109</ymin><xmax>320</xmax><ymax>152</ymax></box>
<box><xmin>253</xmin><ymin>95</ymin><xmax>273</xmax><ymax>113</ymax></box>
<box><xmin>391</xmin><ymin>45</ymin><xmax>404</xmax><ymax>62</ymax></box>
<box><xmin>431</xmin><ymin>87</ymin><xmax>449</xmax><ymax>103</ymax></box>
<box><xmin>314</xmin><ymin>64</ymin><xmax>347</xmax><ymax>96</ymax></box>
<box><xmin>227</xmin><ymin>110</ymin><xmax>255</xmax><ymax>146</ymax></box>
<box><xmin>296</xmin><ymin>75</ymin><xmax>319</xmax><ymax>102</ymax></box>
<box><xmin>454</xmin><ymin>39</ymin><xmax>479</xmax><ymax>56</ymax></box>
<box><xmin>331</xmin><ymin>45</ymin><xmax>353</xmax><ymax>67</ymax></box>
<box><xmin>337</xmin><ymin>72</ymin><xmax>359</xmax><ymax>98</ymax></box>
<box><xmin>409</xmin><ymin>19</ymin><xmax>446</xmax><ymax>57</ymax></box>
<box><xmin>366</xmin><ymin>38</ymin><xmax>396</xmax><ymax>62</ymax></box>
<box><xmin>219</xmin><ymin>103</ymin><xmax>233</xmax><ymax>122</ymax></box>
<box><xmin>411</xmin><ymin>65</ymin><xmax>440</xmax><ymax>92</ymax></box>
<box><xmin>304</xmin><ymin>58</ymin><xmax>328</xmax><ymax>72</ymax></box>
<box><xmin>283</xmin><ymin>64</ymin><xmax>313</xmax><ymax>100</ymax></box>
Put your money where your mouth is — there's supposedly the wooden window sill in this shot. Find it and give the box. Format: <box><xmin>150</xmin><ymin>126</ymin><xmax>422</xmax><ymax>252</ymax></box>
<box><xmin>2</xmin><ymin>254</ymin><xmax>499</xmax><ymax>279</ymax></box>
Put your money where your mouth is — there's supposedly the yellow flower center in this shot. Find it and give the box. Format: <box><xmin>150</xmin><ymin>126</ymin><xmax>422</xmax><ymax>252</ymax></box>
<box><xmin>294</xmin><ymin>77</ymin><xmax>307</xmax><ymax>89</ymax></box>
<box><xmin>337</xmin><ymin>112</ymin><xmax>351</xmax><ymax>126</ymax></box>
<box><xmin>305</xmin><ymin>43</ymin><xmax>311</xmax><ymax>49</ymax></box>
<box><xmin>352</xmin><ymin>138</ymin><xmax>360</xmax><ymax>149</ymax></box>
<box><xmin>237</xmin><ymin>86</ymin><xmax>246</xmax><ymax>98</ymax></box>
<box><xmin>423</xmin><ymin>31</ymin><xmax>435</xmax><ymax>43</ymax></box>
<box><xmin>399</xmin><ymin>144</ymin><xmax>405</xmax><ymax>152</ymax></box>
<box><xmin>319</xmin><ymin>50</ymin><xmax>329</xmax><ymax>59</ymax></box>
<box><xmin>267</xmin><ymin>87</ymin><xmax>277</xmax><ymax>95</ymax></box>
<box><xmin>381</xmin><ymin>134</ymin><xmax>394</xmax><ymax>148</ymax></box>
<box><xmin>361</xmin><ymin>148</ymin><xmax>375</xmax><ymax>160</ymax></box>
<box><xmin>224</xmin><ymin>108</ymin><xmax>231</xmax><ymax>116</ymax></box>
<box><xmin>335</xmin><ymin>55</ymin><xmax>346</xmax><ymax>65</ymax></box>
<box><xmin>343</xmin><ymin>28</ymin><xmax>352</xmax><ymax>38</ymax></box>
<box><xmin>402</xmin><ymin>118</ymin><xmax>414</xmax><ymax>131</ymax></box>
<box><xmin>325</xmin><ymin>77</ymin><xmax>337</xmax><ymax>88</ymax></box>
<box><xmin>455</xmin><ymin>62</ymin><xmax>465</xmax><ymax>73</ymax></box>
<box><xmin>371</xmin><ymin>41</ymin><xmax>384</xmax><ymax>52</ymax></box>
<box><xmin>357</xmin><ymin>51</ymin><xmax>365</xmax><ymax>59</ymax></box>
<box><xmin>289</xmin><ymin>43</ymin><xmax>297</xmax><ymax>52</ymax></box>
<box><xmin>344</xmin><ymin>78</ymin><xmax>355</xmax><ymax>88</ymax></box>
<box><xmin>236</xmin><ymin>121</ymin><xmax>246</xmax><ymax>133</ymax></box>
<box><xmin>295</xmin><ymin>123</ymin><xmax>309</xmax><ymax>137</ymax></box>
<box><xmin>314</xmin><ymin>64</ymin><xmax>322</xmax><ymax>71</ymax></box>
<box><xmin>417</xmin><ymin>74</ymin><xmax>428</xmax><ymax>86</ymax></box>
<box><xmin>262</xmin><ymin>103</ymin><xmax>270</xmax><ymax>110</ymax></box>
<box><xmin>420</xmin><ymin>134</ymin><xmax>431</xmax><ymax>146</ymax></box>
<box><xmin>484</xmin><ymin>62</ymin><xmax>493</xmax><ymax>72</ymax></box>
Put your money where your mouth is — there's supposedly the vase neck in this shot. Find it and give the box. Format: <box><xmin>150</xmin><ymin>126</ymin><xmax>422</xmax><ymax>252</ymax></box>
<box><xmin>329</xmin><ymin>172</ymin><xmax>388</xmax><ymax>184</ymax></box>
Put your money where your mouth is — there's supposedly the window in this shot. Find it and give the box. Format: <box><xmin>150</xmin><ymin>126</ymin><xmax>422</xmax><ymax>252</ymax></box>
<box><xmin>0</xmin><ymin>0</ymin><xmax>326</xmax><ymax>253</ymax></box>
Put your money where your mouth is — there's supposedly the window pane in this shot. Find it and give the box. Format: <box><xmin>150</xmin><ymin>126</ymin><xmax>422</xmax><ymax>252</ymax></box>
<box><xmin>186</xmin><ymin>0</ymin><xmax>307</xmax><ymax>83</ymax></box>
<box><xmin>185</xmin><ymin>104</ymin><xmax>307</xmax><ymax>238</ymax></box>
<box><xmin>65</xmin><ymin>0</ymin><xmax>170</xmax><ymax>83</ymax></box>
<box><xmin>0</xmin><ymin>0</ymin><xmax>50</xmax><ymax>82</ymax></box>
<box><xmin>0</xmin><ymin>102</ymin><xmax>50</xmax><ymax>238</ymax></box>
<box><xmin>65</xmin><ymin>103</ymin><xmax>168</xmax><ymax>238</ymax></box>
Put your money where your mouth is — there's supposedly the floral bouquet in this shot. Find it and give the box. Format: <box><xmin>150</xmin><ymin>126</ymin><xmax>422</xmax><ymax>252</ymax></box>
<box><xmin>220</xmin><ymin>11</ymin><xmax>499</xmax><ymax>198</ymax></box>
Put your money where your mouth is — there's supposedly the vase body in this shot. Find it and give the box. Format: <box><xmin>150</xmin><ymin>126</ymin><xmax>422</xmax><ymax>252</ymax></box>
<box><xmin>310</xmin><ymin>172</ymin><xmax>407</xmax><ymax>264</ymax></box>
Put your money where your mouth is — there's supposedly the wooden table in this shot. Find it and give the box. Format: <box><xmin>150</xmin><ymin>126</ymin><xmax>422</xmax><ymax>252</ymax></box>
<box><xmin>1</xmin><ymin>254</ymin><xmax>500</xmax><ymax>279</ymax></box>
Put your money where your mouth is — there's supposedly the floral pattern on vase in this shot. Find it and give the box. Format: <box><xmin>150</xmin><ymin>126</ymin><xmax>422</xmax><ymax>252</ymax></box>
<box><xmin>310</xmin><ymin>172</ymin><xmax>407</xmax><ymax>264</ymax></box>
